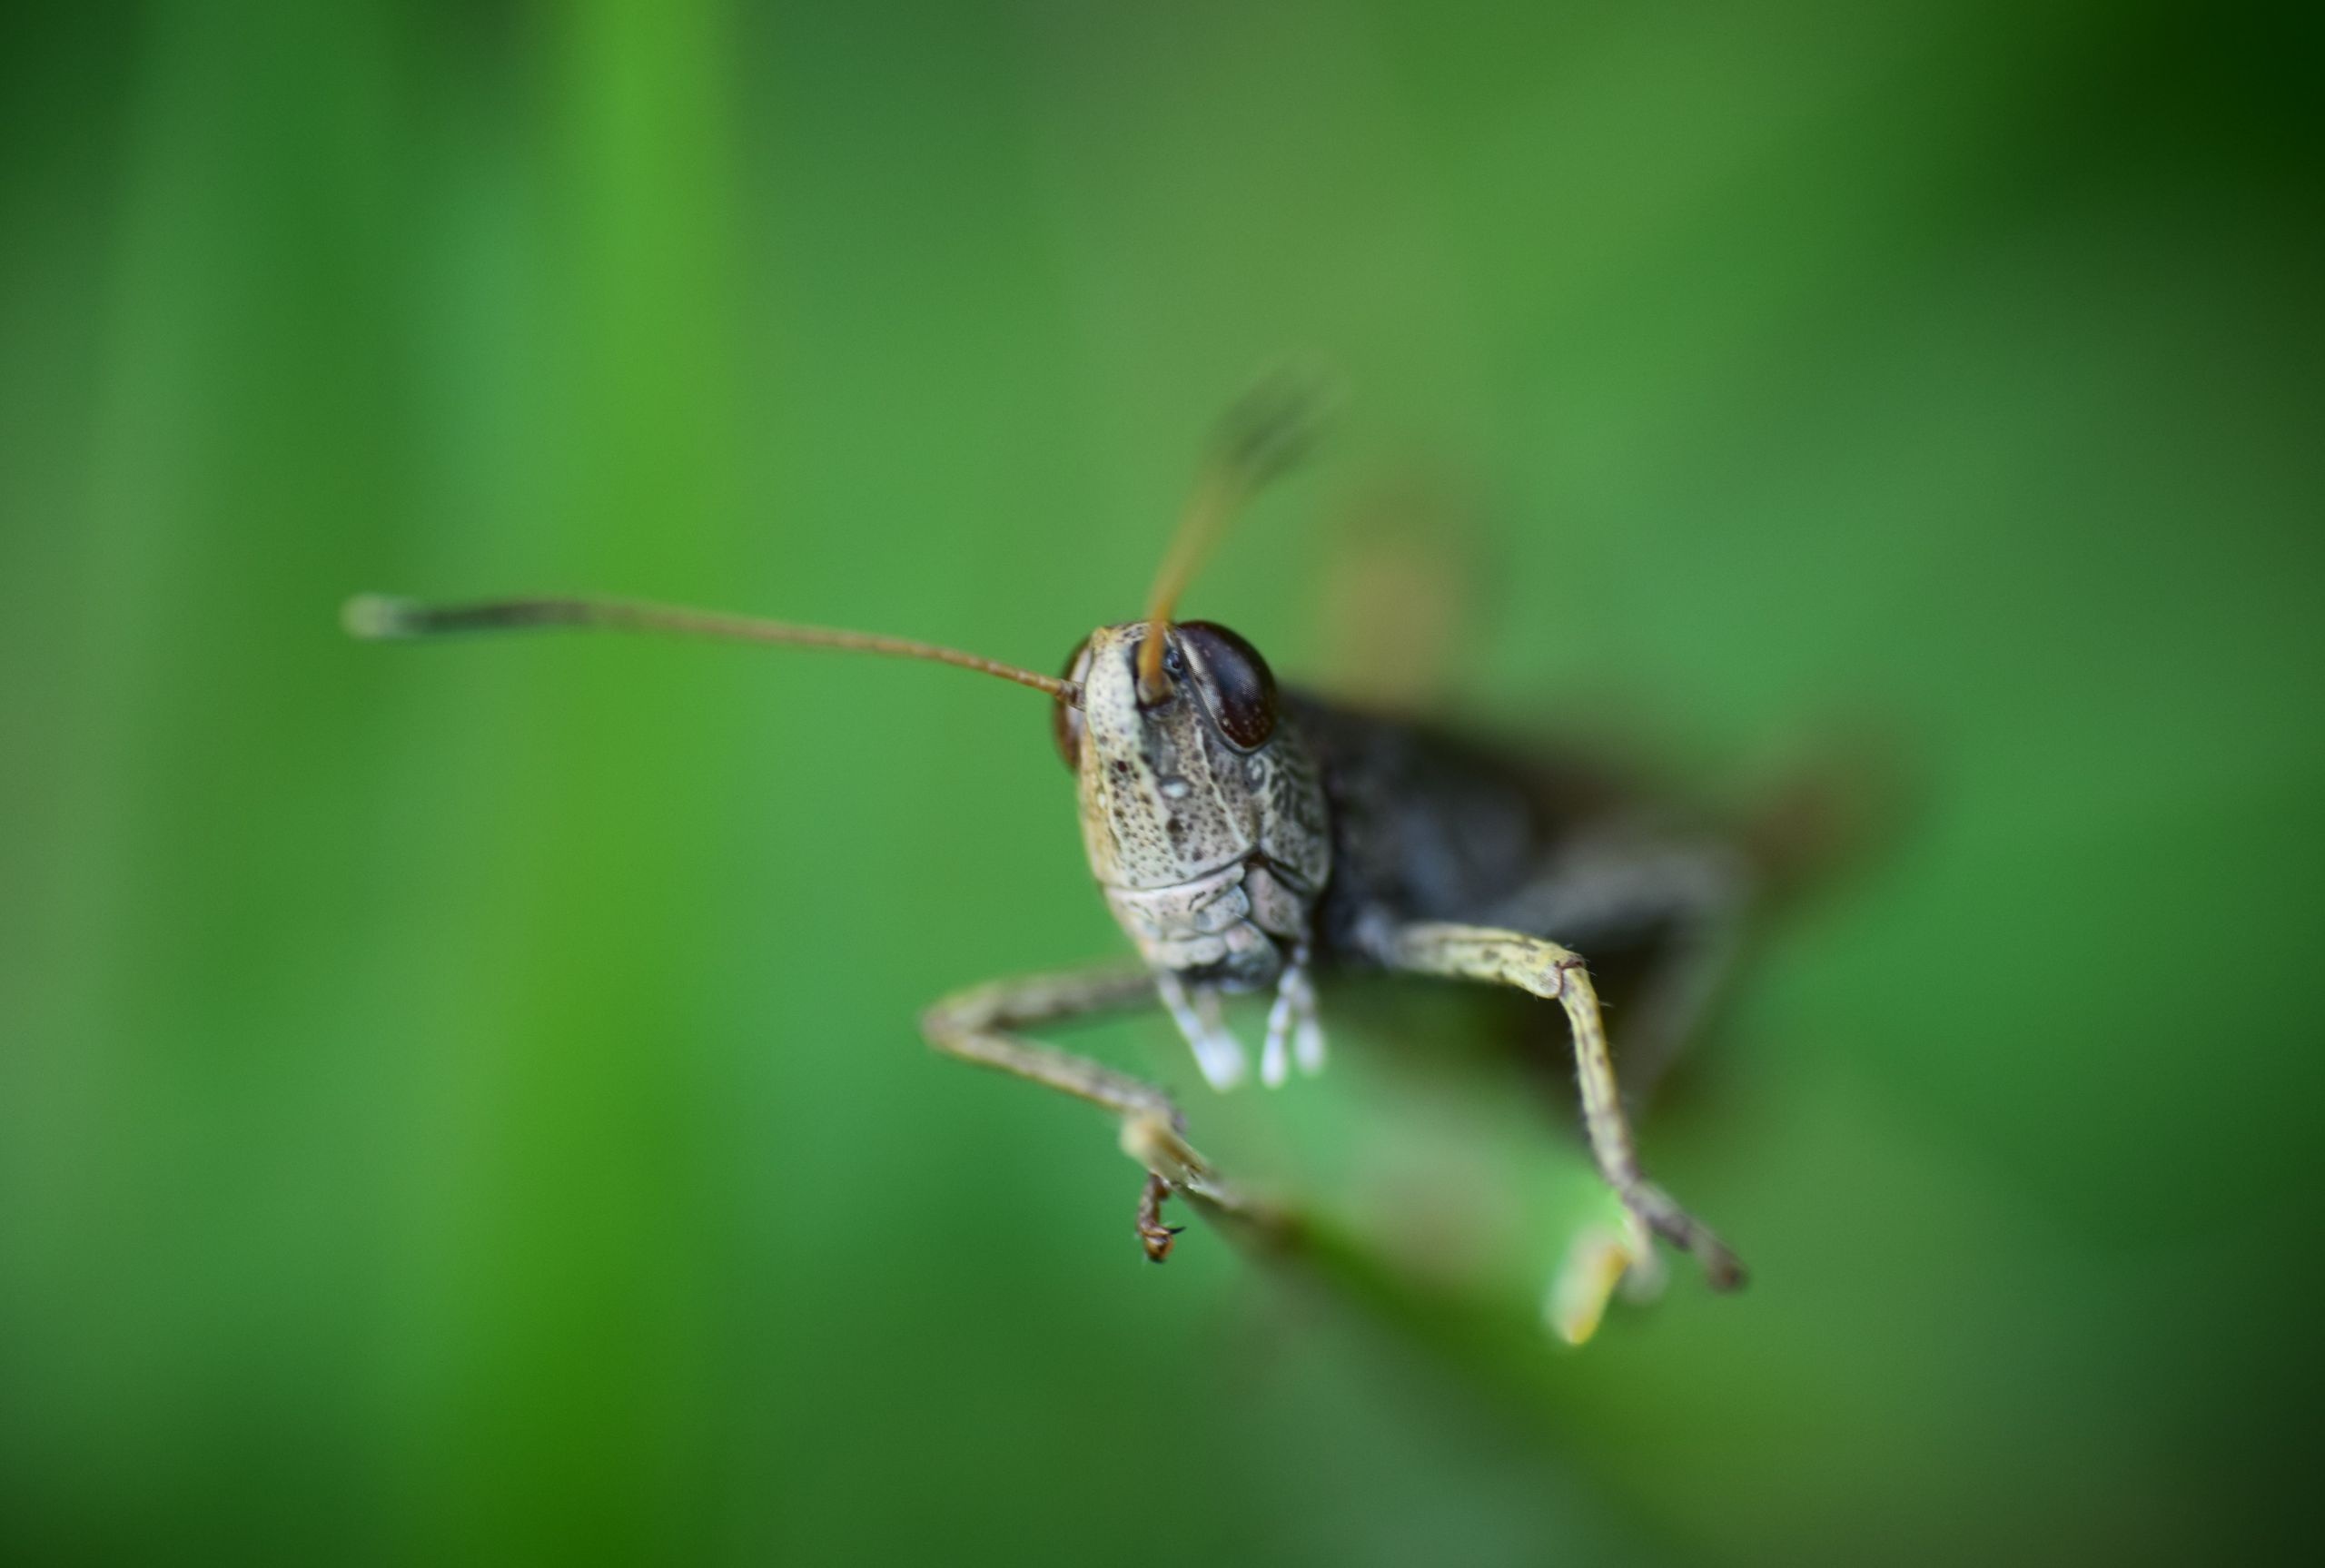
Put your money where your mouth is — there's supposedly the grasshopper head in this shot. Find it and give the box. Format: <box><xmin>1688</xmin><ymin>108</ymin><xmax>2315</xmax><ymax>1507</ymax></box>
<box><xmin>1054</xmin><ymin>618</ymin><xmax>1329</xmax><ymax>989</ymax></box>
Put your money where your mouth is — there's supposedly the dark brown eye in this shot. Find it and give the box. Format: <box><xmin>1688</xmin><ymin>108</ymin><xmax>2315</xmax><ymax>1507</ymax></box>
<box><xmin>1175</xmin><ymin>621</ymin><xmax>1277</xmax><ymax>749</ymax></box>
<box><xmin>1052</xmin><ymin>636</ymin><xmax>1091</xmax><ymax>769</ymax></box>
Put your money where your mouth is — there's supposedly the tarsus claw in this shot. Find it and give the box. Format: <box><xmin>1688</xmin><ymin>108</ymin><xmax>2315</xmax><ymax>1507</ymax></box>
<box><xmin>1136</xmin><ymin>1173</ymin><xmax>1183</xmax><ymax>1262</ymax></box>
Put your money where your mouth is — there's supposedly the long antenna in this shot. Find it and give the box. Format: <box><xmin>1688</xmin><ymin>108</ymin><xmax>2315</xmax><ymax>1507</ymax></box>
<box><xmin>342</xmin><ymin>593</ymin><xmax>1080</xmax><ymax>704</ymax></box>
<box><xmin>1139</xmin><ymin>370</ymin><xmax>1331</xmax><ymax>700</ymax></box>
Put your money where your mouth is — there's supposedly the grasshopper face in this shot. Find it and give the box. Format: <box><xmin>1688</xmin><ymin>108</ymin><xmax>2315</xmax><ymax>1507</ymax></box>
<box><xmin>1055</xmin><ymin>620</ymin><xmax>1331</xmax><ymax>992</ymax></box>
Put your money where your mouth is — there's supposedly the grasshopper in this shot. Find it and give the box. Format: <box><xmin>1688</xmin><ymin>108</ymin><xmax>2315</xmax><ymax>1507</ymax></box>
<box><xmin>347</xmin><ymin>382</ymin><xmax>1757</xmax><ymax>1340</ymax></box>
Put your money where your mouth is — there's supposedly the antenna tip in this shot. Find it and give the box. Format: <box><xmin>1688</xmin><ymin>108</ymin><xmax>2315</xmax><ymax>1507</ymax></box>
<box><xmin>1217</xmin><ymin>360</ymin><xmax>1341</xmax><ymax>485</ymax></box>
<box><xmin>342</xmin><ymin>593</ymin><xmax>420</xmax><ymax>640</ymax></box>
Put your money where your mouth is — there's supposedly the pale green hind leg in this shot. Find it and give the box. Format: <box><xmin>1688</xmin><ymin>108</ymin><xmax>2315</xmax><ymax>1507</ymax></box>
<box><xmin>921</xmin><ymin>962</ymin><xmax>1212</xmax><ymax>1260</ymax></box>
<box><xmin>1376</xmin><ymin>922</ymin><xmax>1746</xmax><ymax>1335</ymax></box>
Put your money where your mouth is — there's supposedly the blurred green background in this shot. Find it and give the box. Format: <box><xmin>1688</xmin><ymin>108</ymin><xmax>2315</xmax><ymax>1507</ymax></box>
<box><xmin>4</xmin><ymin>2</ymin><xmax>2320</xmax><ymax>1563</ymax></box>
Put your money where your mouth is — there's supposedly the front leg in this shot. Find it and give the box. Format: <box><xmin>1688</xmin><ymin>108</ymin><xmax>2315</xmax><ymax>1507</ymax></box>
<box><xmin>920</xmin><ymin>962</ymin><xmax>1213</xmax><ymax>1260</ymax></box>
<box><xmin>1377</xmin><ymin>922</ymin><xmax>1746</xmax><ymax>1293</ymax></box>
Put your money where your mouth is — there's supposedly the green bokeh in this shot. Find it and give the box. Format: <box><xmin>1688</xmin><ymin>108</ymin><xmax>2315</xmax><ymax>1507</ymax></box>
<box><xmin>4</xmin><ymin>3</ymin><xmax>2319</xmax><ymax>1564</ymax></box>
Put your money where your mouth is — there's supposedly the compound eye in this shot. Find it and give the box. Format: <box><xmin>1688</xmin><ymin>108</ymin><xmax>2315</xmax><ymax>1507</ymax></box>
<box><xmin>1052</xmin><ymin>636</ymin><xmax>1091</xmax><ymax>769</ymax></box>
<box><xmin>1175</xmin><ymin>621</ymin><xmax>1278</xmax><ymax>749</ymax></box>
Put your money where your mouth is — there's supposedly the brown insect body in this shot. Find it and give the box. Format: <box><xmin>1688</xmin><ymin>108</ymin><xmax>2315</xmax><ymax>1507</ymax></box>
<box><xmin>1064</xmin><ymin>616</ymin><xmax>1730</xmax><ymax>1040</ymax></box>
<box><xmin>1293</xmin><ymin>697</ymin><xmax>1693</xmax><ymax>971</ymax></box>
<box><xmin>349</xmin><ymin>384</ymin><xmax>1757</xmax><ymax>1341</ymax></box>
